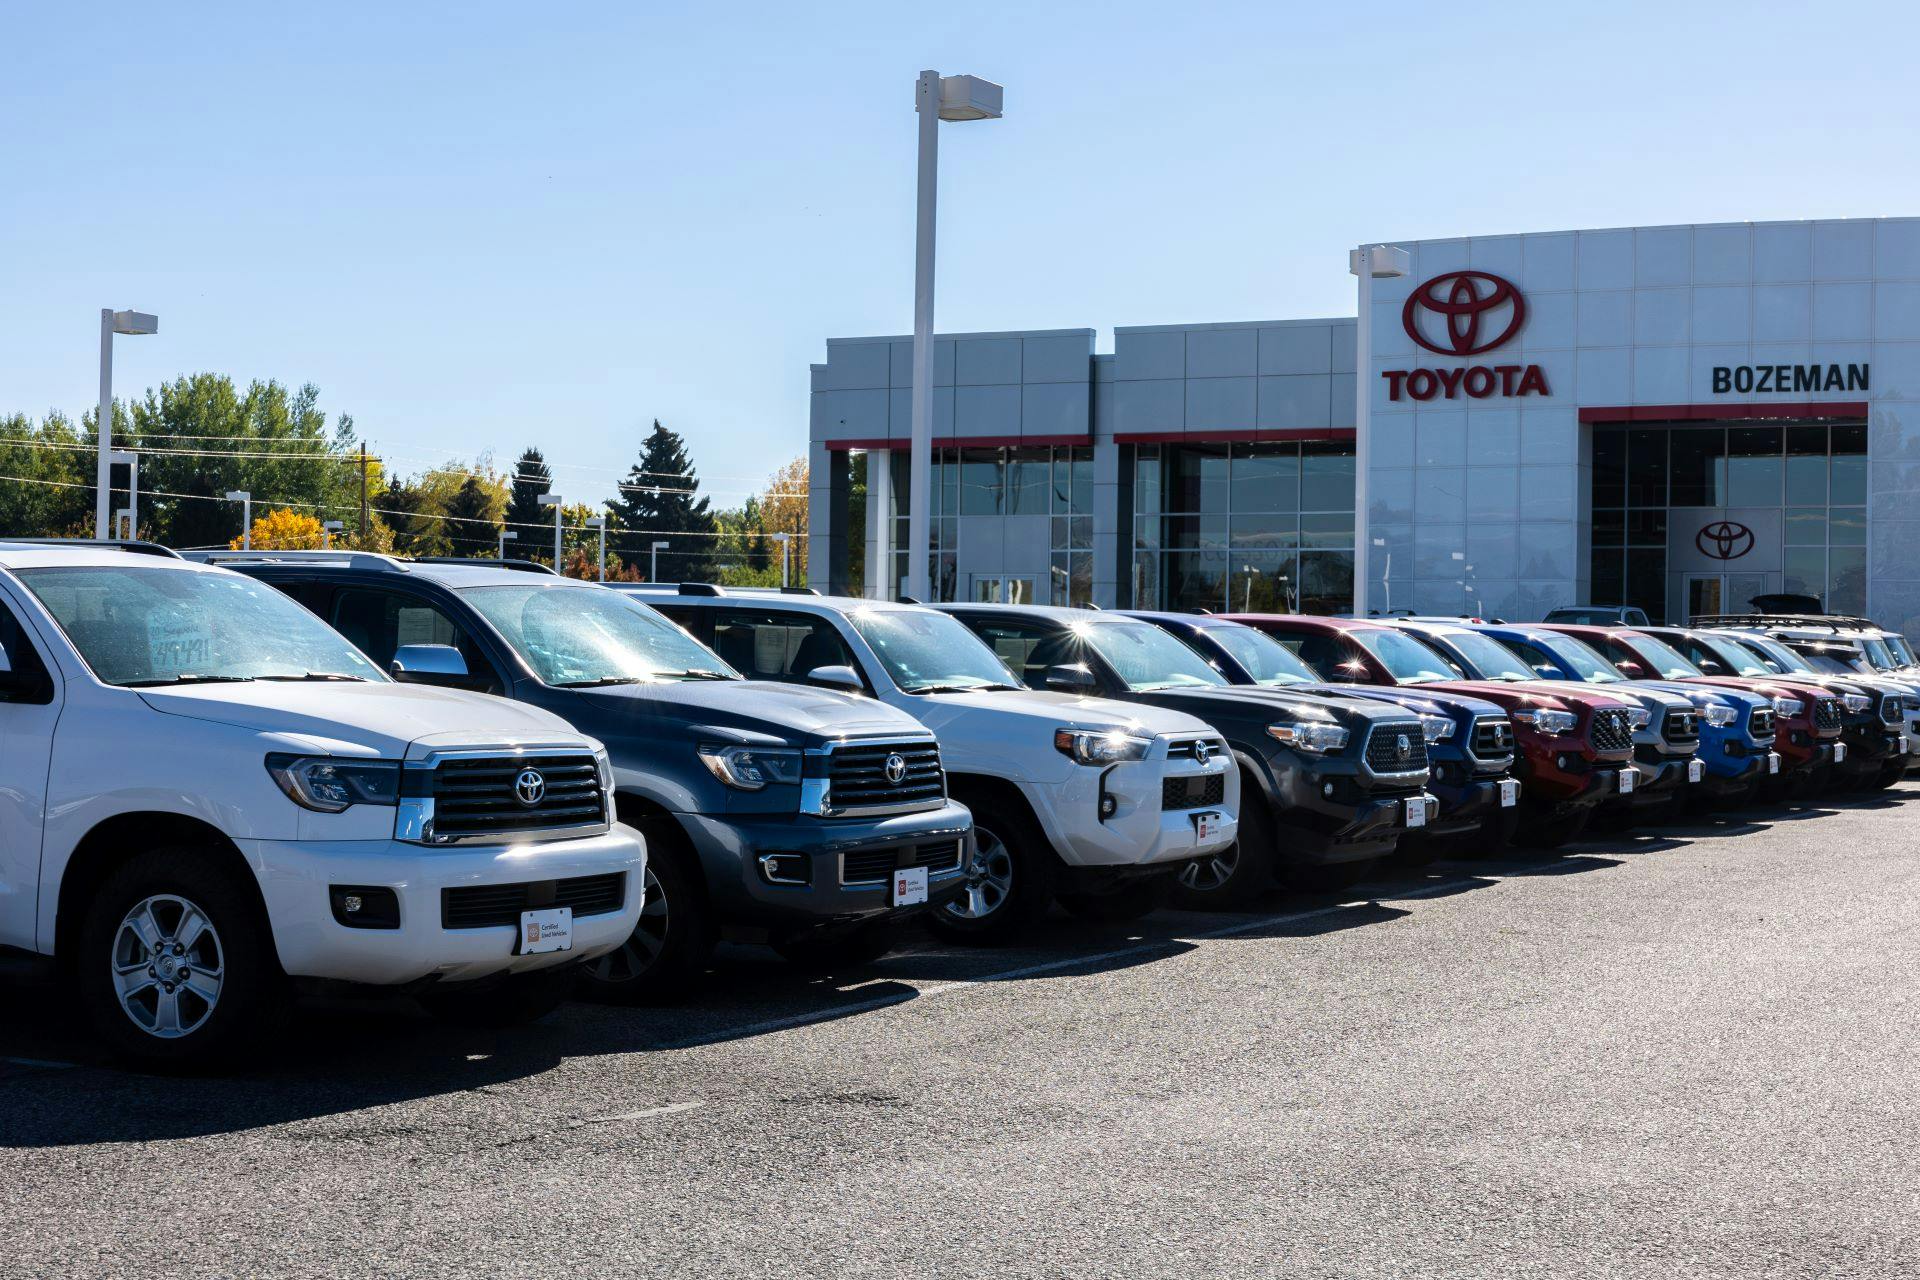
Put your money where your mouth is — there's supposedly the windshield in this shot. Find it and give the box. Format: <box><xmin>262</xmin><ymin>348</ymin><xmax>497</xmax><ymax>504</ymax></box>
<box><xmin>461</xmin><ymin>584</ymin><xmax>735</xmax><ymax>686</ymax></box>
<box><xmin>1430</xmin><ymin>629</ymin><xmax>1540</xmax><ymax>682</ymax></box>
<box><xmin>18</xmin><ymin>565</ymin><xmax>384</xmax><ymax>687</ymax></box>
<box><xmin>1204</xmin><ymin>624</ymin><xmax>1318</xmax><ymax>686</ymax></box>
<box><xmin>1692</xmin><ymin>634</ymin><xmax>1772</xmax><ymax>678</ymax></box>
<box><xmin>1350</xmin><ymin>629</ymin><xmax>1458</xmax><ymax>684</ymax></box>
<box><xmin>1886</xmin><ymin>634</ymin><xmax>1917</xmax><ymax>666</ymax></box>
<box><xmin>1077</xmin><ymin>620</ymin><xmax>1228</xmax><ymax>691</ymax></box>
<box><xmin>1729</xmin><ymin>634</ymin><xmax>1813</xmax><ymax>674</ymax></box>
<box><xmin>1860</xmin><ymin>635</ymin><xmax>1897</xmax><ymax>669</ymax></box>
<box><xmin>847</xmin><ymin>608</ymin><xmax>1018</xmax><ymax>693</ymax></box>
<box><xmin>1621</xmin><ymin>633</ymin><xmax>1701</xmax><ymax>679</ymax></box>
<box><xmin>1529</xmin><ymin>633</ymin><xmax>1626</xmax><ymax>683</ymax></box>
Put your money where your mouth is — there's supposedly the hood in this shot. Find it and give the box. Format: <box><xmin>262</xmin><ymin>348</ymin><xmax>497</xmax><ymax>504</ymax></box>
<box><xmin>1135</xmin><ymin>685</ymin><xmax>1420</xmax><ymax>730</ymax></box>
<box><xmin>1423</xmin><ymin>680</ymin><xmax>1632</xmax><ymax>714</ymax></box>
<box><xmin>138</xmin><ymin>681</ymin><xmax>584</xmax><ymax>758</ymax></box>
<box><xmin>1612</xmin><ymin>683</ymin><xmax>1694</xmax><ymax>712</ymax></box>
<box><xmin>1638</xmin><ymin>680</ymin><xmax>1769</xmax><ymax>715</ymax></box>
<box><xmin>574</xmin><ymin>677</ymin><xmax>925</xmax><ymax>746</ymax></box>
<box><xmin>913</xmin><ymin>686</ymin><xmax>1218</xmax><ymax>739</ymax></box>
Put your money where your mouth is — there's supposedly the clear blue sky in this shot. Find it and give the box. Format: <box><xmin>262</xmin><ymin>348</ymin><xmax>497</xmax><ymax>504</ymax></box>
<box><xmin>3</xmin><ymin>1</ymin><xmax>1915</xmax><ymax>506</ymax></box>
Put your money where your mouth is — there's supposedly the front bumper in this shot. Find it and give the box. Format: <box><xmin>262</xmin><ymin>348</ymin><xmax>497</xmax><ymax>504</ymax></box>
<box><xmin>1261</xmin><ymin>749</ymin><xmax>1429</xmax><ymax>866</ymax></box>
<box><xmin>678</xmin><ymin>801</ymin><xmax>974</xmax><ymax>929</ymax></box>
<box><xmin>249</xmin><ymin>826</ymin><xmax>647</xmax><ymax>987</ymax></box>
<box><xmin>1607</xmin><ymin>752</ymin><xmax>1694</xmax><ymax>810</ymax></box>
<box><xmin>1033</xmin><ymin>752</ymin><xmax>1239</xmax><ymax>870</ymax></box>
<box><xmin>1421</xmin><ymin>769</ymin><xmax>1515</xmax><ymax>838</ymax></box>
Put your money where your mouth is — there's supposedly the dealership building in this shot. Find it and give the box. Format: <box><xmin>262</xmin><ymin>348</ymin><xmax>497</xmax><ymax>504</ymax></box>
<box><xmin>805</xmin><ymin>217</ymin><xmax>1920</xmax><ymax>634</ymax></box>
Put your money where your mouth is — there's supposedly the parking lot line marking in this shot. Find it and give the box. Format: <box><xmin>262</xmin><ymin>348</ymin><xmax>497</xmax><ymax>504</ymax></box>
<box><xmin>3</xmin><ymin>1056</ymin><xmax>75</xmax><ymax>1069</ymax></box>
<box><xmin>571</xmin><ymin>1101</ymin><xmax>704</xmax><ymax>1127</ymax></box>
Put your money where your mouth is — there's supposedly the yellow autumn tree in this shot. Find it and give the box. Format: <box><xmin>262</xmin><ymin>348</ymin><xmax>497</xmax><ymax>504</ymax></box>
<box><xmin>758</xmin><ymin>456</ymin><xmax>808</xmax><ymax>581</ymax></box>
<box><xmin>232</xmin><ymin>508</ymin><xmax>326</xmax><ymax>550</ymax></box>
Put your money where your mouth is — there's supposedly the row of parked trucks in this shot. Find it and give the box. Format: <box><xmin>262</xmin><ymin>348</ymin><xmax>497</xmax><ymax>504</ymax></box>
<box><xmin>1</xmin><ymin>539</ymin><xmax>1912</xmax><ymax>1066</ymax></box>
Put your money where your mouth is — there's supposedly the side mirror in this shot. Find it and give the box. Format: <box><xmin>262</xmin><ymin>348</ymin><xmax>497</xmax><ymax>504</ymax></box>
<box><xmin>1697</xmin><ymin>659</ymin><xmax>1725</xmax><ymax>675</ymax></box>
<box><xmin>805</xmin><ymin>664</ymin><xmax>865</xmax><ymax>695</ymax></box>
<box><xmin>1326</xmin><ymin>662</ymin><xmax>1366</xmax><ymax>684</ymax></box>
<box><xmin>1045</xmin><ymin>663</ymin><xmax>1100</xmax><ymax>694</ymax></box>
<box><xmin>1534</xmin><ymin>664</ymin><xmax>1566</xmax><ymax>679</ymax></box>
<box><xmin>389</xmin><ymin>643</ymin><xmax>469</xmax><ymax>686</ymax></box>
<box><xmin>1616</xmin><ymin>659</ymin><xmax>1645</xmax><ymax>679</ymax></box>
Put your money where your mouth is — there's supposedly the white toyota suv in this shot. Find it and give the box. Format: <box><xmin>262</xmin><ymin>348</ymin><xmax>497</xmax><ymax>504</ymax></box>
<box><xmin>0</xmin><ymin>544</ymin><xmax>645</xmax><ymax>1067</ymax></box>
<box><xmin>630</xmin><ymin>588</ymin><xmax>1237</xmax><ymax>941</ymax></box>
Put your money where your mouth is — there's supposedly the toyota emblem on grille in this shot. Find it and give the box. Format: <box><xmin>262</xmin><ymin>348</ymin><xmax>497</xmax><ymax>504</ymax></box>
<box><xmin>513</xmin><ymin>768</ymin><xmax>547</xmax><ymax>807</ymax></box>
<box><xmin>1193</xmin><ymin>740</ymin><xmax>1212</xmax><ymax>765</ymax></box>
<box><xmin>1396</xmin><ymin>733</ymin><xmax>1412</xmax><ymax>759</ymax></box>
<box><xmin>883</xmin><ymin>753</ymin><xmax>908</xmax><ymax>785</ymax></box>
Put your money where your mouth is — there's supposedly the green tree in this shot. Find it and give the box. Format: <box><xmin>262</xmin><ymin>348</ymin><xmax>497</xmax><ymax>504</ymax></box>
<box><xmin>606</xmin><ymin>421</ymin><xmax>716</xmax><ymax>583</ymax></box>
<box><xmin>504</xmin><ymin>447</ymin><xmax>552</xmax><ymax>535</ymax></box>
<box><xmin>444</xmin><ymin>476</ymin><xmax>501</xmax><ymax>557</ymax></box>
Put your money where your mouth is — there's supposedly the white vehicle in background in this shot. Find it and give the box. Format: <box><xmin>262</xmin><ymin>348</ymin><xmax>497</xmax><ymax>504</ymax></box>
<box><xmin>630</xmin><ymin>587</ymin><xmax>1237</xmax><ymax>941</ymax></box>
<box><xmin>0</xmin><ymin>543</ymin><xmax>645</xmax><ymax>1068</ymax></box>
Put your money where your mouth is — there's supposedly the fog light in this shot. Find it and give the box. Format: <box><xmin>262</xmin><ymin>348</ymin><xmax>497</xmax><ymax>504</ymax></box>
<box><xmin>1098</xmin><ymin>794</ymin><xmax>1118</xmax><ymax>819</ymax></box>
<box><xmin>330</xmin><ymin>884</ymin><xmax>399</xmax><ymax>929</ymax></box>
<box><xmin>1556</xmin><ymin>755</ymin><xmax>1568</xmax><ymax>770</ymax></box>
<box><xmin>758</xmin><ymin>852</ymin><xmax>811</xmax><ymax>886</ymax></box>
<box><xmin>1322</xmin><ymin>782</ymin><xmax>1333</xmax><ymax>797</ymax></box>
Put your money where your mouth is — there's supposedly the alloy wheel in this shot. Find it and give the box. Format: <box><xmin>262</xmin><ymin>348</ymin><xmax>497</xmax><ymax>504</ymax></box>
<box><xmin>587</xmin><ymin>863</ymin><xmax>668</xmax><ymax>984</ymax></box>
<box><xmin>110</xmin><ymin>894</ymin><xmax>224</xmax><ymax>1039</ymax></box>
<box><xmin>946</xmin><ymin>825</ymin><xmax>1013</xmax><ymax>921</ymax></box>
<box><xmin>1178</xmin><ymin>842</ymin><xmax>1240</xmax><ymax>894</ymax></box>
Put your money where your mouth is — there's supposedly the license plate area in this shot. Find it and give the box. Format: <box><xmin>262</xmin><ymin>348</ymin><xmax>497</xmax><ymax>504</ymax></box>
<box><xmin>517</xmin><ymin>907</ymin><xmax>573</xmax><ymax>955</ymax></box>
<box><xmin>1617</xmin><ymin>768</ymin><xmax>1637</xmax><ymax>795</ymax></box>
<box><xmin>1834</xmin><ymin>741</ymin><xmax>1848</xmax><ymax>763</ymax></box>
<box><xmin>1497</xmin><ymin>778</ymin><xmax>1519</xmax><ymax>808</ymax></box>
<box><xmin>1768</xmin><ymin>751</ymin><xmax>1782</xmax><ymax>774</ymax></box>
<box><xmin>1191</xmin><ymin>811</ymin><xmax>1223</xmax><ymax>845</ymax></box>
<box><xmin>1405</xmin><ymin>796</ymin><xmax>1427</xmax><ymax>829</ymax></box>
<box><xmin>1687</xmin><ymin>758</ymin><xmax>1704</xmax><ymax>783</ymax></box>
<box><xmin>891</xmin><ymin>866</ymin><xmax>929</xmax><ymax>907</ymax></box>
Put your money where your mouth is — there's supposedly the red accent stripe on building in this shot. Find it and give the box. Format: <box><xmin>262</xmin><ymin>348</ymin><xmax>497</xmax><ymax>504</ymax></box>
<box><xmin>822</xmin><ymin>433</ymin><xmax>1093</xmax><ymax>451</ymax></box>
<box><xmin>1576</xmin><ymin>401</ymin><xmax>1869</xmax><ymax>424</ymax></box>
<box><xmin>1113</xmin><ymin>428</ymin><xmax>1357</xmax><ymax>445</ymax></box>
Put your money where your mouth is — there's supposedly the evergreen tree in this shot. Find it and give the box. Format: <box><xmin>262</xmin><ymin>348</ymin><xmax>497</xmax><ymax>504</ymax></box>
<box><xmin>606</xmin><ymin>421</ymin><xmax>716</xmax><ymax>582</ymax></box>
<box><xmin>504</xmin><ymin>447</ymin><xmax>551</xmax><ymax>538</ymax></box>
<box><xmin>740</xmin><ymin>495</ymin><xmax>770</xmax><ymax>573</ymax></box>
<box><xmin>445</xmin><ymin>477</ymin><xmax>499</xmax><ymax>558</ymax></box>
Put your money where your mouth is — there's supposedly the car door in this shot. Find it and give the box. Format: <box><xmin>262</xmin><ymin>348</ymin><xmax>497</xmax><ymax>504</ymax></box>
<box><xmin>0</xmin><ymin>588</ymin><xmax>62</xmax><ymax>951</ymax></box>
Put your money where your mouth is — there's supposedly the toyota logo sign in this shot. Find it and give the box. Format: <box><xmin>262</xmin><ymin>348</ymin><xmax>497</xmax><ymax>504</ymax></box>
<box><xmin>1696</xmin><ymin>521</ymin><xmax>1755</xmax><ymax>561</ymax></box>
<box><xmin>1402</xmin><ymin>271</ymin><xmax>1527</xmax><ymax>356</ymax></box>
<box><xmin>513</xmin><ymin>768</ymin><xmax>547</xmax><ymax>807</ymax></box>
<box><xmin>883</xmin><ymin>753</ymin><xmax>908</xmax><ymax>785</ymax></box>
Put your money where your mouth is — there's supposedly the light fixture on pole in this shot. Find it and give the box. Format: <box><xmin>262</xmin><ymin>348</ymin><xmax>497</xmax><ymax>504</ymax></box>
<box><xmin>1348</xmin><ymin>244</ymin><xmax>1409</xmax><ymax>616</ymax></box>
<box><xmin>538</xmin><ymin>493</ymin><xmax>564</xmax><ymax>567</ymax></box>
<box><xmin>905</xmin><ymin>69</ymin><xmax>1003</xmax><ymax>603</ymax></box>
<box><xmin>586</xmin><ymin>516</ymin><xmax>607</xmax><ymax>581</ymax></box>
<box><xmin>498</xmin><ymin>530</ymin><xmax>517</xmax><ymax>560</ymax></box>
<box><xmin>322</xmin><ymin>520</ymin><xmax>344</xmax><ymax>550</ymax></box>
<box><xmin>224</xmin><ymin>490</ymin><xmax>251</xmax><ymax>549</ymax></box>
<box><xmin>773</xmin><ymin>532</ymin><xmax>793</xmax><ymax>588</ymax></box>
<box><xmin>650</xmin><ymin>540</ymin><xmax>668</xmax><ymax>583</ymax></box>
<box><xmin>96</xmin><ymin>309</ymin><xmax>158</xmax><ymax>541</ymax></box>
<box><xmin>109</xmin><ymin>449</ymin><xmax>139</xmax><ymax>537</ymax></box>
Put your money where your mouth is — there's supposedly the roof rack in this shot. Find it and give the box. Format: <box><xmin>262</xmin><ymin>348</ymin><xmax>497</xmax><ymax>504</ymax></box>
<box><xmin>1691</xmin><ymin>613</ymin><xmax>1879</xmax><ymax>632</ymax></box>
<box><xmin>410</xmin><ymin>556</ymin><xmax>557</xmax><ymax>576</ymax></box>
<box><xmin>0</xmin><ymin>538</ymin><xmax>179</xmax><ymax>559</ymax></box>
<box><xmin>180</xmin><ymin>549</ymin><xmax>407</xmax><ymax>573</ymax></box>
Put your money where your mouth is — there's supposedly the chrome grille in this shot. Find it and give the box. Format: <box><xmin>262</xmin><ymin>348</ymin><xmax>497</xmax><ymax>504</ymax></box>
<box><xmin>1162</xmin><ymin>773</ymin><xmax>1226</xmax><ymax>811</ymax></box>
<box><xmin>441</xmin><ymin>872</ymin><xmax>626</xmax><ymax>929</ymax></box>
<box><xmin>1589</xmin><ymin>709</ymin><xmax>1635</xmax><ymax>754</ymax></box>
<box><xmin>1662</xmin><ymin>708</ymin><xmax>1700</xmax><ymax>745</ymax></box>
<box><xmin>824</xmin><ymin>740</ymin><xmax>944</xmax><ymax>815</ymax></box>
<box><xmin>1813</xmin><ymin>697</ymin><xmax>1843</xmax><ymax>733</ymax></box>
<box><xmin>1363</xmin><ymin>723</ymin><xmax>1430</xmax><ymax>774</ymax></box>
<box><xmin>1166</xmin><ymin>737</ymin><xmax>1227</xmax><ymax>763</ymax></box>
<box><xmin>1469</xmin><ymin>717</ymin><xmax>1515</xmax><ymax>760</ymax></box>
<box><xmin>840</xmin><ymin>839</ymin><xmax>965</xmax><ymax>886</ymax></box>
<box><xmin>1747</xmin><ymin>708</ymin><xmax>1776</xmax><ymax>741</ymax></box>
<box><xmin>1880</xmin><ymin>693</ymin><xmax>1904</xmax><ymax>726</ymax></box>
<box><xmin>429</xmin><ymin>754</ymin><xmax>605</xmax><ymax>839</ymax></box>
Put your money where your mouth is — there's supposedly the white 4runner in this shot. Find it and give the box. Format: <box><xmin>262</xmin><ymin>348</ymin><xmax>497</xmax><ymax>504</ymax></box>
<box><xmin>631</xmin><ymin>588</ymin><xmax>1238</xmax><ymax>940</ymax></box>
<box><xmin>0</xmin><ymin>545</ymin><xmax>645</xmax><ymax>1067</ymax></box>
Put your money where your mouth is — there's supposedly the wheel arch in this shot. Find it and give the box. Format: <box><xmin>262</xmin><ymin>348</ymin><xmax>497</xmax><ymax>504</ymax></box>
<box><xmin>53</xmin><ymin>812</ymin><xmax>266</xmax><ymax>967</ymax></box>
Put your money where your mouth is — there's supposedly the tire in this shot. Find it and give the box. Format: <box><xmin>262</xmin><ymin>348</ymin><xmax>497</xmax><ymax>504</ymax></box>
<box><xmin>1512</xmin><ymin>802</ymin><xmax>1591</xmax><ymax>850</ymax></box>
<box><xmin>1278</xmin><ymin>856</ymin><xmax>1381</xmax><ymax>894</ymax></box>
<box><xmin>924</xmin><ymin>794</ymin><xmax>1056</xmax><ymax>946</ymax></box>
<box><xmin>1056</xmin><ymin>877</ymin><xmax>1167</xmax><ymax>923</ymax></box>
<box><xmin>421</xmin><ymin>965</ymin><xmax>575</xmax><ymax>1028</ymax></box>
<box><xmin>77</xmin><ymin>845</ymin><xmax>285</xmax><ymax>1072</ymax></box>
<box><xmin>576</xmin><ymin>831</ymin><xmax>711</xmax><ymax>1005</ymax></box>
<box><xmin>1170</xmin><ymin>778</ymin><xmax>1277</xmax><ymax>910</ymax></box>
<box><xmin>771</xmin><ymin>919</ymin><xmax>903</xmax><ymax>971</ymax></box>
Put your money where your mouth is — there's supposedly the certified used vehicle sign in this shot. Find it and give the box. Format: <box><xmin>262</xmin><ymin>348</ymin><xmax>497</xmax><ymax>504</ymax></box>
<box><xmin>1191</xmin><ymin>811</ymin><xmax>1223</xmax><ymax>845</ymax></box>
<box><xmin>892</xmin><ymin>866</ymin><xmax>929</xmax><ymax>908</ymax></box>
<box><xmin>518</xmin><ymin>907</ymin><xmax>575</xmax><ymax>955</ymax></box>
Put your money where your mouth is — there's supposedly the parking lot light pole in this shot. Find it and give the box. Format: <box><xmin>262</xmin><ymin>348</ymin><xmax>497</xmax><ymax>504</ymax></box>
<box><xmin>650</xmin><ymin>540</ymin><xmax>668</xmax><ymax>582</ymax></box>
<box><xmin>498</xmin><ymin>529</ymin><xmax>517</xmax><ymax>560</ymax></box>
<box><xmin>322</xmin><ymin>520</ymin><xmax>344</xmax><ymax>550</ymax></box>
<box><xmin>587</xmin><ymin>515</ymin><xmax>606</xmax><ymax>581</ymax></box>
<box><xmin>774</xmin><ymin>532</ymin><xmax>792</xmax><ymax>588</ymax></box>
<box><xmin>96</xmin><ymin>309</ymin><xmax>157</xmax><ymax>540</ymax></box>
<box><xmin>906</xmin><ymin>70</ymin><xmax>1003</xmax><ymax>602</ymax></box>
<box><xmin>109</xmin><ymin>449</ymin><xmax>138</xmax><ymax>536</ymax></box>
<box><xmin>1348</xmin><ymin>246</ymin><xmax>1408</xmax><ymax>616</ymax></box>
<box><xmin>538</xmin><ymin>493</ymin><xmax>563</xmax><ymax>567</ymax></box>
<box><xmin>224</xmin><ymin>490</ymin><xmax>251</xmax><ymax>549</ymax></box>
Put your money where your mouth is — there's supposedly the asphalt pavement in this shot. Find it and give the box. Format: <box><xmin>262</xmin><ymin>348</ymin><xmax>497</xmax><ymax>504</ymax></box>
<box><xmin>5</xmin><ymin>783</ymin><xmax>1920</xmax><ymax>1279</ymax></box>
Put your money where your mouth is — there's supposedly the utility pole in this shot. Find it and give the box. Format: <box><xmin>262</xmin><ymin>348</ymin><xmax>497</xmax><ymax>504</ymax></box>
<box><xmin>358</xmin><ymin>443</ymin><xmax>370</xmax><ymax>544</ymax></box>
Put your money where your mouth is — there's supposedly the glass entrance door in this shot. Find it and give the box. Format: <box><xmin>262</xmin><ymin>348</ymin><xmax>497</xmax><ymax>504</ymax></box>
<box><xmin>970</xmin><ymin>575</ymin><xmax>1036</xmax><ymax>604</ymax></box>
<box><xmin>1684</xmin><ymin>572</ymin><xmax>1773</xmax><ymax>622</ymax></box>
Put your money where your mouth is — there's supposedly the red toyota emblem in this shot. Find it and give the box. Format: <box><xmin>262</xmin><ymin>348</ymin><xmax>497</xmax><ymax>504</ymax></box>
<box><xmin>1696</xmin><ymin>521</ymin><xmax>1754</xmax><ymax>561</ymax></box>
<box><xmin>1402</xmin><ymin>271</ymin><xmax>1527</xmax><ymax>356</ymax></box>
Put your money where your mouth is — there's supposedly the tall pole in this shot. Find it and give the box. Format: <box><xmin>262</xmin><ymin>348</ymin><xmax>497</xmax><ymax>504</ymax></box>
<box><xmin>596</xmin><ymin>519</ymin><xmax>606</xmax><ymax>581</ymax></box>
<box><xmin>1351</xmin><ymin>248</ymin><xmax>1374</xmax><ymax>618</ymax></box>
<box><xmin>358</xmin><ymin>443</ymin><xmax>370</xmax><ymax>542</ymax></box>
<box><xmin>95</xmin><ymin>310</ymin><xmax>113</xmax><ymax>541</ymax></box>
<box><xmin>905</xmin><ymin>69</ymin><xmax>941</xmax><ymax>603</ymax></box>
<box><xmin>651</xmin><ymin>540</ymin><xmax>667</xmax><ymax>582</ymax></box>
<box><xmin>553</xmin><ymin>505</ymin><xmax>563</xmax><ymax>567</ymax></box>
<box><xmin>127</xmin><ymin>455</ymin><xmax>137</xmax><ymax>534</ymax></box>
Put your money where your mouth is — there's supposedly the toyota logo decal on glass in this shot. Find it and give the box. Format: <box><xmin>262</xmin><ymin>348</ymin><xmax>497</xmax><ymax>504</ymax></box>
<box><xmin>513</xmin><ymin>768</ymin><xmax>547</xmax><ymax>807</ymax></box>
<box><xmin>1401</xmin><ymin>271</ymin><xmax>1527</xmax><ymax>356</ymax></box>
<box><xmin>1696</xmin><ymin>521</ymin><xmax>1755</xmax><ymax>561</ymax></box>
<box><xmin>883</xmin><ymin>753</ymin><xmax>908</xmax><ymax>785</ymax></box>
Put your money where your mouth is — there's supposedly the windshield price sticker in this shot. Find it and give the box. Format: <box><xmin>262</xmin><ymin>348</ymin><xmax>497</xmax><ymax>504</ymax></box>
<box><xmin>146</xmin><ymin>616</ymin><xmax>214</xmax><ymax>679</ymax></box>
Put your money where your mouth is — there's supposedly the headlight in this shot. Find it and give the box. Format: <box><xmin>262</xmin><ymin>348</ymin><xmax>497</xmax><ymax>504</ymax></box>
<box><xmin>698</xmin><ymin>744</ymin><xmax>804</xmax><ymax>790</ymax></box>
<box><xmin>1266</xmin><ymin>720</ymin><xmax>1350</xmax><ymax>753</ymax></box>
<box><xmin>594</xmin><ymin>748</ymin><xmax>615</xmax><ymax>791</ymax></box>
<box><xmin>1624</xmin><ymin>706</ymin><xmax>1652</xmax><ymax>729</ymax></box>
<box><xmin>1701</xmin><ymin>704</ymin><xmax>1738</xmax><ymax>728</ymax></box>
<box><xmin>1054</xmin><ymin>728</ymin><xmax>1153</xmax><ymax>766</ymax></box>
<box><xmin>265</xmin><ymin>754</ymin><xmax>401</xmax><ymax>813</ymax></box>
<box><xmin>1419</xmin><ymin>714</ymin><xmax>1454</xmax><ymax>743</ymax></box>
<box><xmin>1514</xmin><ymin>708</ymin><xmax>1578</xmax><ymax>735</ymax></box>
<box><xmin>1843</xmin><ymin>693</ymin><xmax>1871</xmax><ymax>714</ymax></box>
<box><xmin>1772</xmin><ymin>697</ymin><xmax>1804</xmax><ymax>717</ymax></box>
